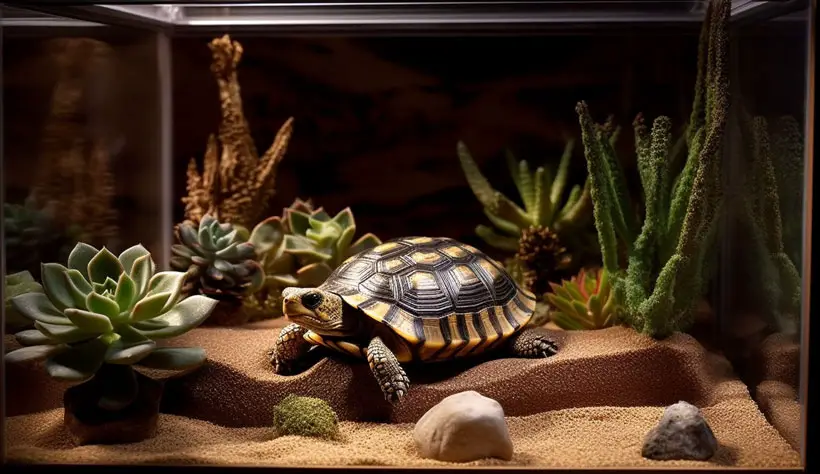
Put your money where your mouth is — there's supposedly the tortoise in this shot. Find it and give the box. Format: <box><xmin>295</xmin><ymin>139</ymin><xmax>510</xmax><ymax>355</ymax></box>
<box><xmin>270</xmin><ymin>236</ymin><xmax>558</xmax><ymax>403</ymax></box>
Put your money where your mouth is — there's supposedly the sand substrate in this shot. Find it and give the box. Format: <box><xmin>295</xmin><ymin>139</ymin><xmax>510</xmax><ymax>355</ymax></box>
<box><xmin>4</xmin><ymin>322</ymin><xmax>802</xmax><ymax>467</ymax></box>
<box><xmin>752</xmin><ymin>332</ymin><xmax>803</xmax><ymax>451</ymax></box>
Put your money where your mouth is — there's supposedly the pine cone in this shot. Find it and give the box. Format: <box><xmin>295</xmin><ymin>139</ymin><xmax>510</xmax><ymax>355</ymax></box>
<box><xmin>517</xmin><ymin>225</ymin><xmax>572</xmax><ymax>295</ymax></box>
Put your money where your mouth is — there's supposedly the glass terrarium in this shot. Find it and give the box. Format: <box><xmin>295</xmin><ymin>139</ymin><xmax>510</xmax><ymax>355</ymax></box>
<box><xmin>1</xmin><ymin>0</ymin><xmax>814</xmax><ymax>470</ymax></box>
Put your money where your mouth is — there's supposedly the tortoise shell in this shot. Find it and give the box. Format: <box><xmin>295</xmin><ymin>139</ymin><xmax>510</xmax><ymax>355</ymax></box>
<box><xmin>312</xmin><ymin>236</ymin><xmax>537</xmax><ymax>362</ymax></box>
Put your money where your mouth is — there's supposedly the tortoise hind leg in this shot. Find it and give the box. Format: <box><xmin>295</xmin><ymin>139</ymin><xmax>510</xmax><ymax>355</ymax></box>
<box><xmin>365</xmin><ymin>336</ymin><xmax>411</xmax><ymax>404</ymax></box>
<box><xmin>270</xmin><ymin>323</ymin><xmax>316</xmax><ymax>375</ymax></box>
<box><xmin>507</xmin><ymin>327</ymin><xmax>559</xmax><ymax>358</ymax></box>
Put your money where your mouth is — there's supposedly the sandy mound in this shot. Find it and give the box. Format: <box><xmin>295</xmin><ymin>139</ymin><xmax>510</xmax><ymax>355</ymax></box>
<box><xmin>162</xmin><ymin>322</ymin><xmax>751</xmax><ymax>425</ymax></box>
<box><xmin>5</xmin><ymin>320</ymin><xmax>802</xmax><ymax>467</ymax></box>
<box><xmin>9</xmin><ymin>321</ymin><xmax>755</xmax><ymax>425</ymax></box>
<box><xmin>5</xmin><ymin>397</ymin><xmax>800</xmax><ymax>468</ymax></box>
<box><xmin>751</xmin><ymin>332</ymin><xmax>803</xmax><ymax>451</ymax></box>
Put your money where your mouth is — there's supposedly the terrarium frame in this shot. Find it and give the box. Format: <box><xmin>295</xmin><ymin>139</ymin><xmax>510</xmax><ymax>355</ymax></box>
<box><xmin>0</xmin><ymin>0</ymin><xmax>815</xmax><ymax>470</ymax></box>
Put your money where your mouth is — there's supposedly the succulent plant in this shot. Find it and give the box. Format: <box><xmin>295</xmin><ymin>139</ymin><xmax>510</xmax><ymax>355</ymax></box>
<box><xmin>4</xmin><ymin>243</ymin><xmax>218</xmax><ymax>409</ymax></box>
<box><xmin>171</xmin><ymin>214</ymin><xmax>265</xmax><ymax>299</ymax></box>
<box><xmin>4</xmin><ymin>271</ymin><xmax>45</xmax><ymax>331</ymax></box>
<box><xmin>546</xmin><ymin>267</ymin><xmax>618</xmax><ymax>330</ymax></box>
<box><xmin>247</xmin><ymin>203</ymin><xmax>381</xmax><ymax>317</ymax></box>
<box><xmin>4</xmin><ymin>198</ymin><xmax>79</xmax><ymax>278</ymax></box>
<box><xmin>457</xmin><ymin>139</ymin><xmax>594</xmax><ymax>255</ymax></box>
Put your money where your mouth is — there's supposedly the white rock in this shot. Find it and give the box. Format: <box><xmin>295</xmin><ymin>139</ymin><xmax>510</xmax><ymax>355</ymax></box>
<box><xmin>642</xmin><ymin>401</ymin><xmax>718</xmax><ymax>461</ymax></box>
<box><xmin>413</xmin><ymin>390</ymin><xmax>513</xmax><ymax>462</ymax></box>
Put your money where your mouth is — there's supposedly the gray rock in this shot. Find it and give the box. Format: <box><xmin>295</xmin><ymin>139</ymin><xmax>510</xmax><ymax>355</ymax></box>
<box><xmin>642</xmin><ymin>401</ymin><xmax>718</xmax><ymax>461</ymax></box>
<box><xmin>413</xmin><ymin>390</ymin><xmax>513</xmax><ymax>462</ymax></box>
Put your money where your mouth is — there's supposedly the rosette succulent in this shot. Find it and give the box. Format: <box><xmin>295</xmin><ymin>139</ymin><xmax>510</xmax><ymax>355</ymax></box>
<box><xmin>4</xmin><ymin>198</ymin><xmax>78</xmax><ymax>278</ymax></box>
<box><xmin>4</xmin><ymin>271</ymin><xmax>44</xmax><ymax>331</ymax></box>
<box><xmin>171</xmin><ymin>214</ymin><xmax>264</xmax><ymax>299</ymax></box>
<box><xmin>546</xmin><ymin>267</ymin><xmax>618</xmax><ymax>330</ymax></box>
<box><xmin>247</xmin><ymin>204</ymin><xmax>381</xmax><ymax>318</ymax></box>
<box><xmin>4</xmin><ymin>243</ymin><xmax>218</xmax><ymax>408</ymax></box>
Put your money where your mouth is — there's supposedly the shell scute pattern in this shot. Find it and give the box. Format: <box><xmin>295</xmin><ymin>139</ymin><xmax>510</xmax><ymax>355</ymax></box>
<box><xmin>319</xmin><ymin>236</ymin><xmax>537</xmax><ymax>361</ymax></box>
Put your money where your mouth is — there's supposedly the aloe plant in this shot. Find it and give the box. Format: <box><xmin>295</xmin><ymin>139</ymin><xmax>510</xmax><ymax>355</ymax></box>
<box><xmin>171</xmin><ymin>214</ymin><xmax>265</xmax><ymax>299</ymax></box>
<box><xmin>4</xmin><ymin>243</ymin><xmax>218</xmax><ymax>410</ymax></box>
<box><xmin>4</xmin><ymin>271</ymin><xmax>44</xmax><ymax>331</ymax></box>
<box><xmin>546</xmin><ymin>267</ymin><xmax>617</xmax><ymax>330</ymax></box>
<box><xmin>457</xmin><ymin>139</ymin><xmax>593</xmax><ymax>253</ymax></box>
<box><xmin>248</xmin><ymin>204</ymin><xmax>381</xmax><ymax>317</ymax></box>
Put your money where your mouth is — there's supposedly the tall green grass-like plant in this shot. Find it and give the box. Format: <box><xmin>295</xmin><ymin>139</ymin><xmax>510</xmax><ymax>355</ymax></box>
<box><xmin>573</xmin><ymin>0</ymin><xmax>729</xmax><ymax>338</ymax></box>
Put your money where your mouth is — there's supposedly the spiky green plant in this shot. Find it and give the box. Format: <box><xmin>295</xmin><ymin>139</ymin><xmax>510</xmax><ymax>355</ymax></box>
<box><xmin>171</xmin><ymin>214</ymin><xmax>264</xmax><ymax>299</ymax></box>
<box><xmin>248</xmin><ymin>205</ymin><xmax>381</xmax><ymax>317</ymax></box>
<box><xmin>4</xmin><ymin>243</ymin><xmax>218</xmax><ymax>409</ymax></box>
<box><xmin>457</xmin><ymin>139</ymin><xmax>593</xmax><ymax>253</ymax></box>
<box><xmin>546</xmin><ymin>267</ymin><xmax>617</xmax><ymax>330</ymax></box>
<box><xmin>740</xmin><ymin>115</ymin><xmax>802</xmax><ymax>334</ymax></box>
<box><xmin>4</xmin><ymin>271</ymin><xmax>44</xmax><ymax>331</ymax></box>
<box><xmin>573</xmin><ymin>0</ymin><xmax>729</xmax><ymax>339</ymax></box>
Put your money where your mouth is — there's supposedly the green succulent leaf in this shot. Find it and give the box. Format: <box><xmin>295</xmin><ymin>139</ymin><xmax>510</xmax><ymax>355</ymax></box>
<box><xmin>105</xmin><ymin>329</ymin><xmax>156</xmax><ymax>365</ymax></box>
<box><xmin>118</xmin><ymin>244</ymin><xmax>151</xmax><ymax>276</ymax></box>
<box><xmin>85</xmin><ymin>292</ymin><xmax>119</xmax><ymax>319</ymax></box>
<box><xmin>44</xmin><ymin>337</ymin><xmax>108</xmax><ymax>382</ymax></box>
<box><xmin>6</xmin><ymin>270</ymin><xmax>36</xmax><ymax>286</ymax></box>
<box><xmin>41</xmin><ymin>263</ymin><xmax>76</xmax><ymax>311</ymax></box>
<box><xmin>115</xmin><ymin>272</ymin><xmax>138</xmax><ymax>312</ymax></box>
<box><xmin>88</xmin><ymin>247</ymin><xmax>124</xmax><ymax>285</ymax></box>
<box><xmin>5</xmin><ymin>344</ymin><xmax>65</xmax><ymax>364</ymax></box>
<box><xmin>214</xmin><ymin>242</ymin><xmax>241</xmax><ymax>260</ymax></box>
<box><xmin>288</xmin><ymin>210</ymin><xmax>312</xmax><ymax>237</ymax></box>
<box><xmin>483</xmin><ymin>209</ymin><xmax>522</xmax><ymax>236</ymax></box>
<box><xmin>64</xmin><ymin>269</ymin><xmax>94</xmax><ymax>308</ymax></box>
<box><xmin>145</xmin><ymin>271</ymin><xmax>186</xmax><ymax>311</ymax></box>
<box><xmin>335</xmin><ymin>226</ymin><xmax>357</xmax><ymax>261</ymax></box>
<box><xmin>15</xmin><ymin>329</ymin><xmax>56</xmax><ymax>346</ymax></box>
<box><xmin>34</xmin><ymin>321</ymin><xmax>96</xmax><ymax>343</ymax></box>
<box><xmin>130</xmin><ymin>254</ymin><xmax>156</xmax><ymax>298</ymax></box>
<box><xmin>310</xmin><ymin>209</ymin><xmax>331</xmax><ymax>222</ymax></box>
<box><xmin>249</xmin><ymin>217</ymin><xmax>286</xmax><ymax>254</ymax></box>
<box><xmin>215</xmin><ymin>229</ymin><xmax>239</xmax><ymax>248</ymax></box>
<box><xmin>64</xmin><ymin>307</ymin><xmax>115</xmax><ymax>333</ymax></box>
<box><xmin>283</xmin><ymin>235</ymin><xmax>333</xmax><ymax>262</ymax></box>
<box><xmin>347</xmin><ymin>233</ymin><xmax>382</xmax><ymax>257</ymax></box>
<box><xmin>11</xmin><ymin>293</ymin><xmax>72</xmax><ymax>325</ymax></box>
<box><xmin>131</xmin><ymin>319</ymin><xmax>170</xmax><ymax>331</ymax></box>
<box><xmin>545</xmin><ymin>293</ymin><xmax>577</xmax><ymax>319</ymax></box>
<box><xmin>136</xmin><ymin>347</ymin><xmax>207</xmax><ymax>371</ymax></box>
<box><xmin>296</xmin><ymin>263</ymin><xmax>334</xmax><ymax>287</ymax></box>
<box><xmin>178</xmin><ymin>223</ymin><xmax>199</xmax><ymax>247</ymax></box>
<box><xmin>134</xmin><ymin>295</ymin><xmax>218</xmax><ymax>339</ymax></box>
<box><xmin>67</xmin><ymin>243</ymin><xmax>99</xmax><ymax>280</ymax></box>
<box><xmin>130</xmin><ymin>292</ymin><xmax>173</xmax><ymax>322</ymax></box>
<box><xmin>551</xmin><ymin>311</ymin><xmax>587</xmax><ymax>331</ymax></box>
<box><xmin>171</xmin><ymin>244</ymin><xmax>195</xmax><ymax>259</ymax></box>
<box><xmin>458</xmin><ymin>141</ymin><xmax>498</xmax><ymax>209</ymax></box>
<box><xmin>198</xmin><ymin>221</ymin><xmax>215</xmax><ymax>251</ymax></box>
<box><xmin>331</xmin><ymin>207</ymin><xmax>355</xmax><ymax>230</ymax></box>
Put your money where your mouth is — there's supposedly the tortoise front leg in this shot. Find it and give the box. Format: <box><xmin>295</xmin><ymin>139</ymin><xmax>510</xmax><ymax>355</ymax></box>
<box><xmin>270</xmin><ymin>323</ymin><xmax>314</xmax><ymax>375</ymax></box>
<box><xmin>365</xmin><ymin>336</ymin><xmax>411</xmax><ymax>404</ymax></box>
<box><xmin>507</xmin><ymin>327</ymin><xmax>559</xmax><ymax>358</ymax></box>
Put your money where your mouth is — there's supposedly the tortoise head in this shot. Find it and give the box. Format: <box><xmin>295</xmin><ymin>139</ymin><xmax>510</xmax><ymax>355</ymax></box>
<box><xmin>281</xmin><ymin>287</ymin><xmax>355</xmax><ymax>336</ymax></box>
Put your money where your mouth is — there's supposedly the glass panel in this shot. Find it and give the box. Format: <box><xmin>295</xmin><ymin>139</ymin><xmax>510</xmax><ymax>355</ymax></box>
<box><xmin>2</xmin><ymin>0</ymin><xmax>812</xmax><ymax>470</ymax></box>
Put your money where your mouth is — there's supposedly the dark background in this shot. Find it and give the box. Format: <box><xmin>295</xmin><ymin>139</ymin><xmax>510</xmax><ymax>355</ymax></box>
<box><xmin>1</xmin><ymin>22</ymin><xmax>808</xmax><ymax>261</ymax></box>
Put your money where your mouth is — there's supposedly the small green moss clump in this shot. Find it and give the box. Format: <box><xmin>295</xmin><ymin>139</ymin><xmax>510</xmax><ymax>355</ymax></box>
<box><xmin>273</xmin><ymin>395</ymin><xmax>339</xmax><ymax>439</ymax></box>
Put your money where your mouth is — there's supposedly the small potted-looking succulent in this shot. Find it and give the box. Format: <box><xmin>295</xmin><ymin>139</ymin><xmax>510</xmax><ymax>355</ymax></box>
<box><xmin>4</xmin><ymin>243</ymin><xmax>218</xmax><ymax>445</ymax></box>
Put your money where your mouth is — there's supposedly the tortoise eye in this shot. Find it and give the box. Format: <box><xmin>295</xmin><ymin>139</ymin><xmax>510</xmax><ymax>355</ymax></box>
<box><xmin>301</xmin><ymin>292</ymin><xmax>323</xmax><ymax>310</ymax></box>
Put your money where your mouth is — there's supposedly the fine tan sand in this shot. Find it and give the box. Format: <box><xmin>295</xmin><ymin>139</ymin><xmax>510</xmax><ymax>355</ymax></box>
<box><xmin>5</xmin><ymin>399</ymin><xmax>801</xmax><ymax>468</ymax></box>
<box><xmin>4</xmin><ymin>321</ymin><xmax>802</xmax><ymax>467</ymax></box>
<box><xmin>752</xmin><ymin>332</ymin><xmax>803</xmax><ymax>452</ymax></box>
